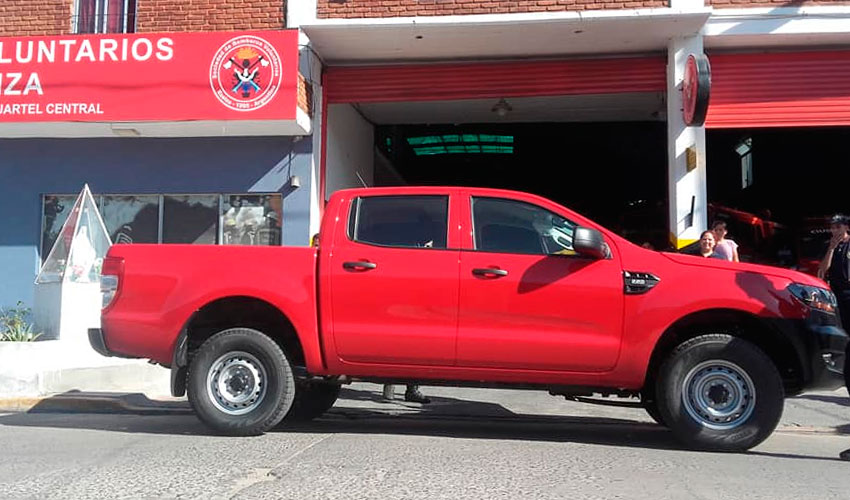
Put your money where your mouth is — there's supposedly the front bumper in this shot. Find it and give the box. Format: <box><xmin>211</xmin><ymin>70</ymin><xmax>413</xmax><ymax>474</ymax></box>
<box><xmin>806</xmin><ymin>323</ymin><xmax>848</xmax><ymax>391</ymax></box>
<box><xmin>768</xmin><ymin>311</ymin><xmax>848</xmax><ymax>394</ymax></box>
<box><xmin>793</xmin><ymin>309</ymin><xmax>848</xmax><ymax>392</ymax></box>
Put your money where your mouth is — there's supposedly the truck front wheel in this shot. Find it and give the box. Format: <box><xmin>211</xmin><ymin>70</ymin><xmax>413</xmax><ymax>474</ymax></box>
<box><xmin>187</xmin><ymin>328</ymin><xmax>295</xmax><ymax>436</ymax></box>
<box><xmin>656</xmin><ymin>334</ymin><xmax>783</xmax><ymax>451</ymax></box>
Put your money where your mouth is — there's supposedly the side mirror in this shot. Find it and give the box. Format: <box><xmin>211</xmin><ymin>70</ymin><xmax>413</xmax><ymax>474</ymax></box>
<box><xmin>573</xmin><ymin>227</ymin><xmax>608</xmax><ymax>259</ymax></box>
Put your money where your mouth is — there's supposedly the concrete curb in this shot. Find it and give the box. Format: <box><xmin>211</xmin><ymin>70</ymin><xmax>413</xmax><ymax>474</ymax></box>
<box><xmin>0</xmin><ymin>340</ymin><xmax>172</xmax><ymax>398</ymax></box>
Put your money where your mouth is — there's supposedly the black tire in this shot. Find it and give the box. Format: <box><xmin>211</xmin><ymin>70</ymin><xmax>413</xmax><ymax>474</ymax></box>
<box><xmin>642</xmin><ymin>395</ymin><xmax>666</xmax><ymax>427</ymax></box>
<box><xmin>187</xmin><ymin>327</ymin><xmax>295</xmax><ymax>436</ymax></box>
<box><xmin>656</xmin><ymin>334</ymin><xmax>783</xmax><ymax>451</ymax></box>
<box><xmin>285</xmin><ymin>382</ymin><xmax>341</xmax><ymax>421</ymax></box>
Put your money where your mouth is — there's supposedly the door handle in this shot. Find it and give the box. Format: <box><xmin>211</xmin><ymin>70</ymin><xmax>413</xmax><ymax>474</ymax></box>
<box><xmin>472</xmin><ymin>267</ymin><xmax>508</xmax><ymax>277</ymax></box>
<box><xmin>343</xmin><ymin>261</ymin><xmax>377</xmax><ymax>271</ymax></box>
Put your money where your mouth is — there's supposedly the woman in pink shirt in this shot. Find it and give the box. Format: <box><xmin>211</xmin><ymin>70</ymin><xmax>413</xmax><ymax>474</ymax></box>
<box><xmin>712</xmin><ymin>221</ymin><xmax>740</xmax><ymax>262</ymax></box>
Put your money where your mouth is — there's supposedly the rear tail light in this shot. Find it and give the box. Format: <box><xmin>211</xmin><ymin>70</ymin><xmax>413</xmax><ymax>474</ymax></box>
<box><xmin>101</xmin><ymin>256</ymin><xmax>124</xmax><ymax>310</ymax></box>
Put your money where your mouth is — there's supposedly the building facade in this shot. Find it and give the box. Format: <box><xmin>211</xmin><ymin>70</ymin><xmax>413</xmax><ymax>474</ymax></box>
<box><xmin>2</xmin><ymin>0</ymin><xmax>850</xmax><ymax>310</ymax></box>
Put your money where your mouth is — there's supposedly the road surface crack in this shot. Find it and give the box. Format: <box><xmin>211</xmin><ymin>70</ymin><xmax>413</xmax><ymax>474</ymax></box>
<box><xmin>226</xmin><ymin>435</ymin><xmax>333</xmax><ymax>499</ymax></box>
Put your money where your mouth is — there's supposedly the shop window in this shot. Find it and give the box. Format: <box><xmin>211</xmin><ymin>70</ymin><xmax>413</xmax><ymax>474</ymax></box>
<box><xmin>101</xmin><ymin>195</ymin><xmax>159</xmax><ymax>244</ymax></box>
<box><xmin>75</xmin><ymin>0</ymin><xmax>137</xmax><ymax>34</ymax></box>
<box><xmin>471</xmin><ymin>197</ymin><xmax>577</xmax><ymax>256</ymax></box>
<box><xmin>349</xmin><ymin>196</ymin><xmax>448</xmax><ymax>249</ymax></box>
<box><xmin>221</xmin><ymin>195</ymin><xmax>282</xmax><ymax>246</ymax></box>
<box><xmin>163</xmin><ymin>195</ymin><xmax>219</xmax><ymax>245</ymax></box>
<box><xmin>41</xmin><ymin>192</ymin><xmax>284</xmax><ymax>263</ymax></box>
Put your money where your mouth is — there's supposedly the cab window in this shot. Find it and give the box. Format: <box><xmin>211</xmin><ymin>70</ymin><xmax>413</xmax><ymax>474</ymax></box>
<box><xmin>471</xmin><ymin>197</ymin><xmax>577</xmax><ymax>256</ymax></box>
<box><xmin>349</xmin><ymin>195</ymin><xmax>449</xmax><ymax>249</ymax></box>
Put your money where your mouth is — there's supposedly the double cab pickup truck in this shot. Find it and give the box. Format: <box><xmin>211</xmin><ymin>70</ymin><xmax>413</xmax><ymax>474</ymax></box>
<box><xmin>89</xmin><ymin>187</ymin><xmax>848</xmax><ymax>451</ymax></box>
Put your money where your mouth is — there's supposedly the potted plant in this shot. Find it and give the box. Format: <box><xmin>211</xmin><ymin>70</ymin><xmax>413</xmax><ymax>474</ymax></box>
<box><xmin>0</xmin><ymin>302</ymin><xmax>42</xmax><ymax>342</ymax></box>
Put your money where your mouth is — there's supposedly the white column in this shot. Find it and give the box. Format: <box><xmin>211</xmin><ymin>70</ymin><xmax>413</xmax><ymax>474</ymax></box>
<box><xmin>666</xmin><ymin>34</ymin><xmax>707</xmax><ymax>250</ymax></box>
<box><xmin>299</xmin><ymin>31</ymin><xmax>324</xmax><ymax>240</ymax></box>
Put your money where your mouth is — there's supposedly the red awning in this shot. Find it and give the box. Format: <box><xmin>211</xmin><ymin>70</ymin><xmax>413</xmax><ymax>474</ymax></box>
<box><xmin>706</xmin><ymin>51</ymin><xmax>850</xmax><ymax>129</ymax></box>
<box><xmin>324</xmin><ymin>57</ymin><xmax>666</xmax><ymax>104</ymax></box>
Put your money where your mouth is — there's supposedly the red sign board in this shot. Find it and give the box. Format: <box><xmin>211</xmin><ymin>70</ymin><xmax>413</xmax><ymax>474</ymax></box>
<box><xmin>0</xmin><ymin>30</ymin><xmax>299</xmax><ymax>123</ymax></box>
<box><xmin>682</xmin><ymin>53</ymin><xmax>711</xmax><ymax>127</ymax></box>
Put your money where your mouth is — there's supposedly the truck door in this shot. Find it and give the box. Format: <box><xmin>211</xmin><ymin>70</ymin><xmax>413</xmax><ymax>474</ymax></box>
<box><xmin>329</xmin><ymin>194</ymin><xmax>460</xmax><ymax>366</ymax></box>
<box><xmin>457</xmin><ymin>195</ymin><xmax>624</xmax><ymax>372</ymax></box>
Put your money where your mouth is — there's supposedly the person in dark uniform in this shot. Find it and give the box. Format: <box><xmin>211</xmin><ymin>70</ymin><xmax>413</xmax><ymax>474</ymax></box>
<box><xmin>818</xmin><ymin>215</ymin><xmax>850</xmax><ymax>461</ymax></box>
<box><xmin>818</xmin><ymin>215</ymin><xmax>850</xmax><ymax>322</ymax></box>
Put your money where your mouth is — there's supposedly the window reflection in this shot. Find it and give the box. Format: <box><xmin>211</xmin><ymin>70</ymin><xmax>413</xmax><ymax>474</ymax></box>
<box><xmin>222</xmin><ymin>194</ymin><xmax>282</xmax><ymax>246</ymax></box>
<box><xmin>101</xmin><ymin>195</ymin><xmax>159</xmax><ymax>244</ymax></box>
<box><xmin>472</xmin><ymin>197</ymin><xmax>578</xmax><ymax>256</ymax></box>
<box><xmin>42</xmin><ymin>195</ymin><xmax>77</xmax><ymax>263</ymax></box>
<box><xmin>163</xmin><ymin>195</ymin><xmax>219</xmax><ymax>245</ymax></box>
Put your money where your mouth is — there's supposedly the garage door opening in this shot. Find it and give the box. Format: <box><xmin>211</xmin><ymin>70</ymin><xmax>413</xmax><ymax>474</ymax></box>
<box><xmin>325</xmin><ymin>93</ymin><xmax>668</xmax><ymax>249</ymax></box>
<box><xmin>707</xmin><ymin>126</ymin><xmax>849</xmax><ymax>271</ymax></box>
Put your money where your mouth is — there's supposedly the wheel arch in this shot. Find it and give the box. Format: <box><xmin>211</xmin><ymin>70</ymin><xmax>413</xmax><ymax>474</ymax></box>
<box><xmin>643</xmin><ymin>308</ymin><xmax>806</xmax><ymax>397</ymax></box>
<box><xmin>170</xmin><ymin>295</ymin><xmax>306</xmax><ymax>397</ymax></box>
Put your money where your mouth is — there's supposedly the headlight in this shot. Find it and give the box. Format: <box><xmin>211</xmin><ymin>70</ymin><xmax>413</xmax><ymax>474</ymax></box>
<box><xmin>787</xmin><ymin>283</ymin><xmax>837</xmax><ymax>313</ymax></box>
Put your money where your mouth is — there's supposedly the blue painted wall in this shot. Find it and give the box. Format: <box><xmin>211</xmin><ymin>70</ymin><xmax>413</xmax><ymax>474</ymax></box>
<box><xmin>0</xmin><ymin>136</ymin><xmax>314</xmax><ymax>309</ymax></box>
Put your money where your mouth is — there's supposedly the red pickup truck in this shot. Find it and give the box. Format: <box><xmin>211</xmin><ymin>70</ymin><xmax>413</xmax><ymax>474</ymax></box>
<box><xmin>89</xmin><ymin>187</ymin><xmax>848</xmax><ymax>451</ymax></box>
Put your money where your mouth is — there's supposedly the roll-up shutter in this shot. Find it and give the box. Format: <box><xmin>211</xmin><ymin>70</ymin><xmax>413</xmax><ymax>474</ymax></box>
<box><xmin>324</xmin><ymin>57</ymin><xmax>666</xmax><ymax>104</ymax></box>
<box><xmin>706</xmin><ymin>51</ymin><xmax>850</xmax><ymax>129</ymax></box>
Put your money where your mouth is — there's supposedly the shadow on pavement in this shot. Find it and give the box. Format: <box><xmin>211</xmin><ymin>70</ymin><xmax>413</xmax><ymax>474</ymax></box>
<box><xmin>0</xmin><ymin>403</ymin><xmax>682</xmax><ymax>450</ymax></box>
<box><xmin>21</xmin><ymin>390</ymin><xmax>191</xmax><ymax>415</ymax></box>
<box><xmin>0</xmin><ymin>387</ymin><xmax>679</xmax><ymax>449</ymax></box>
<box><xmin>794</xmin><ymin>394</ymin><xmax>850</xmax><ymax>408</ymax></box>
<box><xmin>0</xmin><ymin>411</ymin><xmax>210</xmax><ymax>437</ymax></box>
<box><xmin>0</xmin><ymin>387</ymin><xmax>845</xmax><ymax>461</ymax></box>
<box><xmin>338</xmin><ymin>387</ymin><xmax>518</xmax><ymax>418</ymax></box>
<box><xmin>281</xmin><ymin>411</ymin><xmax>684</xmax><ymax>451</ymax></box>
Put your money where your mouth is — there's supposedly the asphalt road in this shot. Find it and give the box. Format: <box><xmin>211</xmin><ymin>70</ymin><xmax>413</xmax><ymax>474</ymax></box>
<box><xmin>1</xmin><ymin>384</ymin><xmax>849</xmax><ymax>499</ymax></box>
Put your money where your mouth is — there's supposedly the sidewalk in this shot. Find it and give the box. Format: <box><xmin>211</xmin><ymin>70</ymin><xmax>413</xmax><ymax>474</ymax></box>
<box><xmin>0</xmin><ymin>339</ymin><xmax>170</xmax><ymax>398</ymax></box>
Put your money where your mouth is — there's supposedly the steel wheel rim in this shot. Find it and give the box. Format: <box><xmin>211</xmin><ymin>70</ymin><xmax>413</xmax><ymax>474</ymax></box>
<box><xmin>682</xmin><ymin>360</ymin><xmax>756</xmax><ymax>430</ymax></box>
<box><xmin>206</xmin><ymin>351</ymin><xmax>267</xmax><ymax>416</ymax></box>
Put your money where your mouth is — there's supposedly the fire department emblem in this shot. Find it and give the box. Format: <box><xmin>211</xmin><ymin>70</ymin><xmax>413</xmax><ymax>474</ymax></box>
<box><xmin>210</xmin><ymin>35</ymin><xmax>282</xmax><ymax>112</ymax></box>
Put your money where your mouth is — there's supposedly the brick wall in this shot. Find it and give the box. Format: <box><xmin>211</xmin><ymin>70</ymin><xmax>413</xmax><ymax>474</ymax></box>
<box><xmin>0</xmin><ymin>0</ymin><xmax>73</xmax><ymax>36</ymax></box>
<box><xmin>136</xmin><ymin>0</ymin><xmax>285</xmax><ymax>32</ymax></box>
<box><xmin>708</xmin><ymin>0</ymin><xmax>850</xmax><ymax>6</ymax></box>
<box><xmin>298</xmin><ymin>73</ymin><xmax>313</xmax><ymax>115</ymax></box>
<box><xmin>317</xmin><ymin>0</ymin><xmax>668</xmax><ymax>18</ymax></box>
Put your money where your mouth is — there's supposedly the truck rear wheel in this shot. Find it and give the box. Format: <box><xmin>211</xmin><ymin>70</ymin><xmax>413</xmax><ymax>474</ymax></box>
<box><xmin>187</xmin><ymin>328</ymin><xmax>295</xmax><ymax>436</ymax></box>
<box><xmin>284</xmin><ymin>382</ymin><xmax>341</xmax><ymax>421</ymax></box>
<box><xmin>656</xmin><ymin>334</ymin><xmax>783</xmax><ymax>451</ymax></box>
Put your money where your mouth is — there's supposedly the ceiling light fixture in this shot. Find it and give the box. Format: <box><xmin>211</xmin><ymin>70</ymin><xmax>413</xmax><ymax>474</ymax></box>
<box><xmin>491</xmin><ymin>98</ymin><xmax>513</xmax><ymax>117</ymax></box>
<box><xmin>111</xmin><ymin>126</ymin><xmax>140</xmax><ymax>137</ymax></box>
